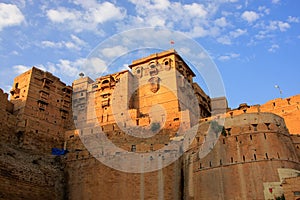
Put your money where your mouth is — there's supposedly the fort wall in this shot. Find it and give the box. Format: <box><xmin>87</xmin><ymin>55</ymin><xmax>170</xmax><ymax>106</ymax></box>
<box><xmin>225</xmin><ymin>95</ymin><xmax>300</xmax><ymax>134</ymax></box>
<box><xmin>0</xmin><ymin>144</ymin><xmax>65</xmax><ymax>200</ymax></box>
<box><xmin>64</xmin><ymin>129</ymin><xmax>183</xmax><ymax>200</ymax></box>
<box><xmin>0</xmin><ymin>87</ymin><xmax>66</xmax><ymax>199</ymax></box>
<box><xmin>186</xmin><ymin>113</ymin><xmax>300</xmax><ymax>200</ymax></box>
<box><xmin>0</xmin><ymin>89</ymin><xmax>17</xmax><ymax>144</ymax></box>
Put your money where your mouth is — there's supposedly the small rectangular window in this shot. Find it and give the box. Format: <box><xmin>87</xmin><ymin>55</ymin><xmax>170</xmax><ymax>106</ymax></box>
<box><xmin>131</xmin><ymin>145</ymin><xmax>136</xmax><ymax>152</ymax></box>
<box><xmin>294</xmin><ymin>191</ymin><xmax>300</xmax><ymax>196</ymax></box>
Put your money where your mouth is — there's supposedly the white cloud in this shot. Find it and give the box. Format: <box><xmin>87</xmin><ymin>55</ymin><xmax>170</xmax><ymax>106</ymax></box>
<box><xmin>272</xmin><ymin>0</ymin><xmax>280</xmax><ymax>4</ymax></box>
<box><xmin>215</xmin><ymin>17</ymin><xmax>228</xmax><ymax>27</ymax></box>
<box><xmin>256</xmin><ymin>20</ymin><xmax>291</xmax><ymax>38</ymax></box>
<box><xmin>34</xmin><ymin>64</ymin><xmax>46</xmax><ymax>71</ymax></box>
<box><xmin>217</xmin><ymin>36</ymin><xmax>231</xmax><ymax>45</ymax></box>
<box><xmin>13</xmin><ymin>64</ymin><xmax>54</xmax><ymax>75</ymax></box>
<box><xmin>38</xmin><ymin>63</ymin><xmax>56</xmax><ymax>74</ymax></box>
<box><xmin>12</xmin><ymin>56</ymin><xmax>107</xmax><ymax>79</ymax></box>
<box><xmin>56</xmin><ymin>59</ymin><xmax>81</xmax><ymax>77</ymax></box>
<box><xmin>41</xmin><ymin>34</ymin><xmax>87</xmax><ymax>50</ymax></box>
<box><xmin>12</xmin><ymin>65</ymin><xmax>30</xmax><ymax>74</ymax></box>
<box><xmin>230</xmin><ymin>53</ymin><xmax>240</xmax><ymax>58</ymax></box>
<box><xmin>118</xmin><ymin>1</ymin><xmax>253</xmax><ymax>41</ymax></box>
<box><xmin>287</xmin><ymin>16</ymin><xmax>299</xmax><ymax>23</ymax></box>
<box><xmin>148</xmin><ymin>15</ymin><xmax>166</xmax><ymax>27</ymax></box>
<box><xmin>54</xmin><ymin>57</ymin><xmax>107</xmax><ymax>77</ymax></box>
<box><xmin>88</xmin><ymin>2</ymin><xmax>126</xmax><ymax>24</ymax></box>
<box><xmin>268</xmin><ymin>44</ymin><xmax>279</xmax><ymax>52</ymax></box>
<box><xmin>123</xmin><ymin>1</ymin><xmax>215</xmax><ymax>35</ymax></box>
<box><xmin>128</xmin><ymin>0</ymin><xmax>171</xmax><ymax>11</ymax></box>
<box><xmin>47</xmin><ymin>64</ymin><xmax>57</xmax><ymax>74</ymax></box>
<box><xmin>258</xmin><ymin>6</ymin><xmax>270</xmax><ymax>15</ymax></box>
<box><xmin>41</xmin><ymin>40</ymin><xmax>63</xmax><ymax>48</ymax></box>
<box><xmin>70</xmin><ymin>34</ymin><xmax>87</xmax><ymax>47</ymax></box>
<box><xmin>0</xmin><ymin>3</ymin><xmax>25</xmax><ymax>30</ymax></box>
<box><xmin>218</xmin><ymin>53</ymin><xmax>239</xmax><ymax>61</ymax></box>
<box><xmin>265</xmin><ymin>21</ymin><xmax>290</xmax><ymax>32</ymax></box>
<box><xmin>183</xmin><ymin>3</ymin><xmax>207</xmax><ymax>18</ymax></box>
<box><xmin>185</xmin><ymin>26</ymin><xmax>208</xmax><ymax>38</ymax></box>
<box><xmin>83</xmin><ymin>57</ymin><xmax>107</xmax><ymax>74</ymax></box>
<box><xmin>120</xmin><ymin>64</ymin><xmax>130</xmax><ymax>71</ymax></box>
<box><xmin>218</xmin><ymin>55</ymin><xmax>231</xmax><ymax>61</ymax></box>
<box><xmin>47</xmin><ymin>8</ymin><xmax>78</xmax><ymax>23</ymax></box>
<box><xmin>64</xmin><ymin>42</ymin><xmax>78</xmax><ymax>50</ymax></box>
<box><xmin>101</xmin><ymin>46</ymin><xmax>129</xmax><ymax>59</ymax></box>
<box><xmin>230</xmin><ymin>29</ymin><xmax>247</xmax><ymax>38</ymax></box>
<box><xmin>11</xmin><ymin>51</ymin><xmax>19</xmax><ymax>55</ymax></box>
<box><xmin>277</xmin><ymin>21</ymin><xmax>290</xmax><ymax>31</ymax></box>
<box><xmin>241</xmin><ymin>11</ymin><xmax>259</xmax><ymax>23</ymax></box>
<box><xmin>46</xmin><ymin>2</ymin><xmax>126</xmax><ymax>32</ymax></box>
<box><xmin>150</xmin><ymin>0</ymin><xmax>171</xmax><ymax>10</ymax></box>
<box><xmin>219</xmin><ymin>0</ymin><xmax>238</xmax><ymax>2</ymax></box>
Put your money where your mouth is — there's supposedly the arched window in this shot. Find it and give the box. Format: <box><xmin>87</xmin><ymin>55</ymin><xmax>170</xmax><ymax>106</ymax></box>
<box><xmin>102</xmin><ymin>80</ymin><xmax>109</xmax><ymax>84</ymax></box>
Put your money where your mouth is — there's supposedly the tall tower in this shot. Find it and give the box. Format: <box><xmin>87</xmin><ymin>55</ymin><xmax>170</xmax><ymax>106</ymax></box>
<box><xmin>10</xmin><ymin>67</ymin><xmax>73</xmax><ymax>153</ymax></box>
<box><xmin>128</xmin><ymin>49</ymin><xmax>211</xmax><ymax>134</ymax></box>
<box><xmin>71</xmin><ymin>49</ymin><xmax>212</xmax><ymax>141</ymax></box>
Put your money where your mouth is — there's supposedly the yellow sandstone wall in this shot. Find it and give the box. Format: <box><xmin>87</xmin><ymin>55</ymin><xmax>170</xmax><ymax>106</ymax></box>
<box><xmin>186</xmin><ymin>113</ymin><xmax>300</xmax><ymax>200</ymax></box>
<box><xmin>282</xmin><ymin>176</ymin><xmax>300</xmax><ymax>200</ymax></box>
<box><xmin>227</xmin><ymin>95</ymin><xmax>300</xmax><ymax>134</ymax></box>
<box><xmin>64</xmin><ymin>129</ymin><xmax>183</xmax><ymax>200</ymax></box>
<box><xmin>9</xmin><ymin>67</ymin><xmax>73</xmax><ymax>153</ymax></box>
<box><xmin>0</xmin><ymin>83</ymin><xmax>66</xmax><ymax>200</ymax></box>
<box><xmin>0</xmin><ymin>89</ymin><xmax>17</xmax><ymax>144</ymax></box>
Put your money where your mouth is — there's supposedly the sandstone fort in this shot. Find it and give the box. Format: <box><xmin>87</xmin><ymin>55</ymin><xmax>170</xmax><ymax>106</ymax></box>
<box><xmin>0</xmin><ymin>49</ymin><xmax>299</xmax><ymax>199</ymax></box>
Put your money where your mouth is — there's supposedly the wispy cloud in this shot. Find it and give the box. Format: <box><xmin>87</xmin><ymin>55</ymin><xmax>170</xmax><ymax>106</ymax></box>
<box><xmin>258</xmin><ymin>6</ymin><xmax>270</xmax><ymax>15</ymax></box>
<box><xmin>230</xmin><ymin>28</ymin><xmax>247</xmax><ymax>38</ymax></box>
<box><xmin>13</xmin><ymin>64</ymin><xmax>47</xmax><ymax>74</ymax></box>
<box><xmin>12</xmin><ymin>65</ymin><xmax>31</xmax><ymax>74</ymax></box>
<box><xmin>287</xmin><ymin>16</ymin><xmax>299</xmax><ymax>23</ymax></box>
<box><xmin>217</xmin><ymin>36</ymin><xmax>232</xmax><ymax>45</ymax></box>
<box><xmin>41</xmin><ymin>34</ymin><xmax>87</xmax><ymax>50</ymax></box>
<box><xmin>218</xmin><ymin>53</ymin><xmax>240</xmax><ymax>61</ymax></box>
<box><xmin>271</xmin><ymin>0</ymin><xmax>280</xmax><ymax>4</ymax></box>
<box><xmin>268</xmin><ymin>44</ymin><xmax>279</xmax><ymax>52</ymax></box>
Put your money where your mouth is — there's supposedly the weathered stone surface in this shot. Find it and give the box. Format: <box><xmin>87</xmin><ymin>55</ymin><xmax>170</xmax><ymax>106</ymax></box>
<box><xmin>186</xmin><ymin>113</ymin><xmax>300</xmax><ymax>200</ymax></box>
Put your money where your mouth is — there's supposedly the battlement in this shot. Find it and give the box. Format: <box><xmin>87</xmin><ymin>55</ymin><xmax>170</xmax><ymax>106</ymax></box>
<box><xmin>200</xmin><ymin>94</ymin><xmax>300</xmax><ymax>135</ymax></box>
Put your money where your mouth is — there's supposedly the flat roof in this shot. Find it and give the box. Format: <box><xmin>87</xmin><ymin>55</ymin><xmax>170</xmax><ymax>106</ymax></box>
<box><xmin>128</xmin><ymin>49</ymin><xmax>196</xmax><ymax>77</ymax></box>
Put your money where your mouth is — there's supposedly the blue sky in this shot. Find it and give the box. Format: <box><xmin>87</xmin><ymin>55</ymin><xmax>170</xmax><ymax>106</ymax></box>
<box><xmin>0</xmin><ymin>0</ymin><xmax>299</xmax><ymax>108</ymax></box>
